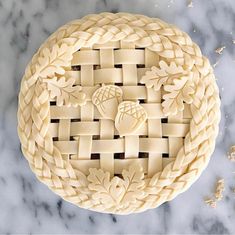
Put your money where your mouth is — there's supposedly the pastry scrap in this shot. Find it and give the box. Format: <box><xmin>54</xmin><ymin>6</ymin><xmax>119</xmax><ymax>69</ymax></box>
<box><xmin>187</xmin><ymin>0</ymin><xmax>193</xmax><ymax>8</ymax></box>
<box><xmin>215</xmin><ymin>46</ymin><xmax>226</xmax><ymax>55</ymax></box>
<box><xmin>205</xmin><ymin>179</ymin><xmax>225</xmax><ymax>208</ymax></box>
<box><xmin>228</xmin><ymin>146</ymin><xmax>235</xmax><ymax>162</ymax></box>
<box><xmin>204</xmin><ymin>198</ymin><xmax>217</xmax><ymax>208</ymax></box>
<box><xmin>215</xmin><ymin>179</ymin><xmax>225</xmax><ymax>201</ymax></box>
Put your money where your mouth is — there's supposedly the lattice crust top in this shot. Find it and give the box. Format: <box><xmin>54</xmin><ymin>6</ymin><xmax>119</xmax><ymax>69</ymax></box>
<box><xmin>17</xmin><ymin>13</ymin><xmax>220</xmax><ymax>214</ymax></box>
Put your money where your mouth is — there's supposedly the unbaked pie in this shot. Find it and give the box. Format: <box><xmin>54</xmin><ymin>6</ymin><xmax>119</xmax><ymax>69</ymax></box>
<box><xmin>18</xmin><ymin>13</ymin><xmax>220</xmax><ymax>214</ymax></box>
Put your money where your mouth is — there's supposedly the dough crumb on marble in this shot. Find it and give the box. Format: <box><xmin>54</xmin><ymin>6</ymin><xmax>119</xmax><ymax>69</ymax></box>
<box><xmin>205</xmin><ymin>179</ymin><xmax>225</xmax><ymax>208</ymax></box>
<box><xmin>187</xmin><ymin>0</ymin><xmax>193</xmax><ymax>8</ymax></box>
<box><xmin>215</xmin><ymin>179</ymin><xmax>225</xmax><ymax>201</ymax></box>
<box><xmin>215</xmin><ymin>46</ymin><xmax>226</xmax><ymax>55</ymax></box>
<box><xmin>204</xmin><ymin>198</ymin><xmax>217</xmax><ymax>208</ymax></box>
<box><xmin>228</xmin><ymin>146</ymin><xmax>235</xmax><ymax>162</ymax></box>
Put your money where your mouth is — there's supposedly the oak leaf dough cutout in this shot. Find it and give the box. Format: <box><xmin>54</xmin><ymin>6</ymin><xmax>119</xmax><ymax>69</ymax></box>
<box><xmin>140</xmin><ymin>61</ymin><xmax>195</xmax><ymax>115</ymax></box>
<box><xmin>43</xmin><ymin>76</ymin><xmax>86</xmax><ymax>107</ymax></box>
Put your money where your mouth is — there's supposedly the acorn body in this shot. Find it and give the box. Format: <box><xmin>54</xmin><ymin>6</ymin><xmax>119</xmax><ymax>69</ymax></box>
<box><xmin>115</xmin><ymin>101</ymin><xmax>147</xmax><ymax>136</ymax></box>
<box><xmin>92</xmin><ymin>85</ymin><xmax>123</xmax><ymax>120</ymax></box>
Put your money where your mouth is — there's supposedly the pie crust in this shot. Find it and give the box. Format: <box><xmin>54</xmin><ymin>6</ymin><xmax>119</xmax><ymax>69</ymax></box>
<box><xmin>17</xmin><ymin>13</ymin><xmax>220</xmax><ymax>214</ymax></box>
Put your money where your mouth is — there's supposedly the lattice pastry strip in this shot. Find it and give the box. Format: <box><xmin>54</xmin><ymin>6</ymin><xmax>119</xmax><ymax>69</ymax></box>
<box><xmin>98</xmin><ymin>46</ymin><xmax>116</xmax><ymax>175</ymax></box>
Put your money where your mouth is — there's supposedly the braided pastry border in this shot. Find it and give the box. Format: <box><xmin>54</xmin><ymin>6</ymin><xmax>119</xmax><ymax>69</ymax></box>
<box><xmin>17</xmin><ymin>13</ymin><xmax>220</xmax><ymax>214</ymax></box>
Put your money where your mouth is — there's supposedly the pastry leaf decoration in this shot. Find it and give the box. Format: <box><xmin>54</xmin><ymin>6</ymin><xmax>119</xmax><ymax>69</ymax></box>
<box><xmin>140</xmin><ymin>61</ymin><xmax>186</xmax><ymax>90</ymax></box>
<box><xmin>43</xmin><ymin>77</ymin><xmax>86</xmax><ymax>107</ymax></box>
<box><xmin>87</xmin><ymin>163</ymin><xmax>145</xmax><ymax>209</ymax></box>
<box><xmin>120</xmin><ymin>163</ymin><xmax>145</xmax><ymax>205</ymax></box>
<box><xmin>36</xmin><ymin>44</ymin><xmax>74</xmax><ymax>78</ymax></box>
<box><xmin>162</xmin><ymin>76</ymin><xmax>194</xmax><ymax>115</ymax></box>
<box><xmin>140</xmin><ymin>60</ymin><xmax>195</xmax><ymax>115</ymax></box>
<box><xmin>88</xmin><ymin>169</ymin><xmax>124</xmax><ymax>206</ymax></box>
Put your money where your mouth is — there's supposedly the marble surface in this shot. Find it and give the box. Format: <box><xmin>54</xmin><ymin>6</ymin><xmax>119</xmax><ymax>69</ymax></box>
<box><xmin>1</xmin><ymin>0</ymin><xmax>235</xmax><ymax>234</ymax></box>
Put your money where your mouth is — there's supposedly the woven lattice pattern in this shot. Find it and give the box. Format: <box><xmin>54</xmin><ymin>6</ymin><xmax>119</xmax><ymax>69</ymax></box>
<box><xmin>17</xmin><ymin>13</ymin><xmax>220</xmax><ymax>214</ymax></box>
<box><xmin>48</xmin><ymin>41</ymin><xmax>192</xmax><ymax>177</ymax></box>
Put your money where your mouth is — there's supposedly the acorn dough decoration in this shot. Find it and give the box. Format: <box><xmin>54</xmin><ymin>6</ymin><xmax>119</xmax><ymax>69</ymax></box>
<box><xmin>115</xmin><ymin>101</ymin><xmax>147</xmax><ymax>136</ymax></box>
<box><xmin>92</xmin><ymin>85</ymin><xmax>123</xmax><ymax>120</ymax></box>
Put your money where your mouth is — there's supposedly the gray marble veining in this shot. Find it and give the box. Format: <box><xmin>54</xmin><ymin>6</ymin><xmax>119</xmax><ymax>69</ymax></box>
<box><xmin>0</xmin><ymin>0</ymin><xmax>235</xmax><ymax>234</ymax></box>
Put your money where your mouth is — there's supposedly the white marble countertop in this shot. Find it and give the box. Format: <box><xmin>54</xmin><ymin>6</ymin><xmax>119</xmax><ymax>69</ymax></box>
<box><xmin>1</xmin><ymin>0</ymin><xmax>235</xmax><ymax>234</ymax></box>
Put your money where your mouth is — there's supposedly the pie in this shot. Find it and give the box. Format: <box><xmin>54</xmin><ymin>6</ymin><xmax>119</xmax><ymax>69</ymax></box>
<box><xmin>17</xmin><ymin>13</ymin><xmax>220</xmax><ymax>214</ymax></box>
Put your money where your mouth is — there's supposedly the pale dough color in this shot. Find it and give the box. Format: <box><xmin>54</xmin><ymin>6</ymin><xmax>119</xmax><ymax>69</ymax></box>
<box><xmin>17</xmin><ymin>13</ymin><xmax>220</xmax><ymax>214</ymax></box>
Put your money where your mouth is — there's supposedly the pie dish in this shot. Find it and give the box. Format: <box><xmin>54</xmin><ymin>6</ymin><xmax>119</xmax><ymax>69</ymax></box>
<box><xmin>17</xmin><ymin>12</ymin><xmax>220</xmax><ymax>214</ymax></box>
